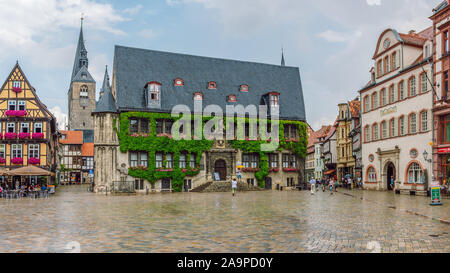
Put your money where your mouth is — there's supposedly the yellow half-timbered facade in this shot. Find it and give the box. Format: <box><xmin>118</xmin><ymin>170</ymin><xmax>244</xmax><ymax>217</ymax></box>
<box><xmin>0</xmin><ymin>63</ymin><xmax>59</xmax><ymax>183</ymax></box>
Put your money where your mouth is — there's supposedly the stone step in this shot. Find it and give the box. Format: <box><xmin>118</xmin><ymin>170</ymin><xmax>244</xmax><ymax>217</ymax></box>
<box><xmin>190</xmin><ymin>182</ymin><xmax>213</xmax><ymax>192</ymax></box>
<box><xmin>201</xmin><ymin>181</ymin><xmax>263</xmax><ymax>193</ymax></box>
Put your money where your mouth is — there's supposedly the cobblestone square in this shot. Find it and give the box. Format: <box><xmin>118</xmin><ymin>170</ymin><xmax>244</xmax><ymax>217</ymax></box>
<box><xmin>0</xmin><ymin>186</ymin><xmax>448</xmax><ymax>253</ymax></box>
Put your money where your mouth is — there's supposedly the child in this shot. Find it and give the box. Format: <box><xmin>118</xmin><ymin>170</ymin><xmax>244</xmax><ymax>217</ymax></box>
<box><xmin>231</xmin><ymin>177</ymin><xmax>238</xmax><ymax>196</ymax></box>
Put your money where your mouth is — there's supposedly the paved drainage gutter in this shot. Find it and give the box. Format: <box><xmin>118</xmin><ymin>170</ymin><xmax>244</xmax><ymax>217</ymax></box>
<box><xmin>336</xmin><ymin>191</ymin><xmax>450</xmax><ymax>225</ymax></box>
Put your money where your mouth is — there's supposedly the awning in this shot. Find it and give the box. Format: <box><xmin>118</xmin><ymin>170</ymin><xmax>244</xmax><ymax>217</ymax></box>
<box><xmin>6</xmin><ymin>166</ymin><xmax>54</xmax><ymax>176</ymax></box>
<box><xmin>324</xmin><ymin>170</ymin><xmax>336</xmax><ymax>175</ymax></box>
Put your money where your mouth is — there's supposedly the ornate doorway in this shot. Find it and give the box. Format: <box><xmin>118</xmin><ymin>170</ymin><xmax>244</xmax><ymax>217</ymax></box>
<box><xmin>214</xmin><ymin>160</ymin><xmax>227</xmax><ymax>181</ymax></box>
<box><xmin>386</xmin><ymin>163</ymin><xmax>396</xmax><ymax>191</ymax></box>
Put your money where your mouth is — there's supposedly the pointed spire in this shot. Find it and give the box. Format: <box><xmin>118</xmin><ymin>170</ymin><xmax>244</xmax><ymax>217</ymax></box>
<box><xmin>281</xmin><ymin>46</ymin><xmax>285</xmax><ymax>67</ymax></box>
<box><xmin>71</xmin><ymin>15</ymin><xmax>89</xmax><ymax>82</ymax></box>
<box><xmin>100</xmin><ymin>65</ymin><xmax>111</xmax><ymax>97</ymax></box>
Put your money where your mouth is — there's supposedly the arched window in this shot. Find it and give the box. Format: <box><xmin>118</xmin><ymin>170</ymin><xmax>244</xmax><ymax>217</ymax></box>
<box><xmin>80</xmin><ymin>85</ymin><xmax>88</xmax><ymax>99</ymax></box>
<box><xmin>409</xmin><ymin>76</ymin><xmax>416</xmax><ymax>96</ymax></box>
<box><xmin>398</xmin><ymin>80</ymin><xmax>405</xmax><ymax>100</ymax></box>
<box><xmin>420</xmin><ymin>72</ymin><xmax>427</xmax><ymax>93</ymax></box>
<box><xmin>372</xmin><ymin>123</ymin><xmax>378</xmax><ymax>141</ymax></box>
<box><xmin>407</xmin><ymin>162</ymin><xmax>424</xmax><ymax>184</ymax></box>
<box><xmin>381</xmin><ymin>121</ymin><xmax>387</xmax><ymax>139</ymax></box>
<box><xmin>381</xmin><ymin>88</ymin><xmax>387</xmax><ymax>106</ymax></box>
<box><xmin>409</xmin><ymin>113</ymin><xmax>417</xmax><ymax>134</ymax></box>
<box><xmin>390</xmin><ymin>118</ymin><xmax>395</xmax><ymax>137</ymax></box>
<box><xmin>389</xmin><ymin>85</ymin><xmax>395</xmax><ymax>103</ymax></box>
<box><xmin>399</xmin><ymin>116</ymin><xmax>405</xmax><ymax>136</ymax></box>
<box><xmin>364</xmin><ymin>95</ymin><xmax>370</xmax><ymax>112</ymax></box>
<box><xmin>372</xmin><ymin>92</ymin><xmax>378</xmax><ymax>109</ymax></box>
<box><xmin>367</xmin><ymin>166</ymin><xmax>377</xmax><ymax>182</ymax></box>
<box><xmin>420</xmin><ymin>110</ymin><xmax>428</xmax><ymax>132</ymax></box>
<box><xmin>364</xmin><ymin>126</ymin><xmax>370</xmax><ymax>143</ymax></box>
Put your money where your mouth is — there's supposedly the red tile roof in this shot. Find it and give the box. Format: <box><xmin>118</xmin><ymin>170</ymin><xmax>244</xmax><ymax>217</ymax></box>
<box><xmin>81</xmin><ymin>143</ymin><xmax>94</xmax><ymax>157</ymax></box>
<box><xmin>59</xmin><ymin>130</ymin><xmax>83</xmax><ymax>145</ymax></box>
<box><xmin>307</xmin><ymin>125</ymin><xmax>332</xmax><ymax>150</ymax></box>
<box><xmin>348</xmin><ymin>99</ymin><xmax>360</xmax><ymax>118</ymax></box>
<box><xmin>399</xmin><ymin>27</ymin><xmax>432</xmax><ymax>47</ymax></box>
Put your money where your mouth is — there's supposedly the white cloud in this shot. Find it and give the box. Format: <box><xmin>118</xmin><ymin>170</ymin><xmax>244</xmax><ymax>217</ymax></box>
<box><xmin>50</xmin><ymin>106</ymin><xmax>68</xmax><ymax>130</ymax></box>
<box><xmin>366</xmin><ymin>0</ymin><xmax>381</xmax><ymax>6</ymax></box>
<box><xmin>139</xmin><ymin>29</ymin><xmax>158</xmax><ymax>40</ymax></box>
<box><xmin>123</xmin><ymin>4</ymin><xmax>143</xmax><ymax>15</ymax></box>
<box><xmin>317</xmin><ymin>30</ymin><xmax>362</xmax><ymax>43</ymax></box>
<box><xmin>313</xmin><ymin>117</ymin><xmax>335</xmax><ymax>131</ymax></box>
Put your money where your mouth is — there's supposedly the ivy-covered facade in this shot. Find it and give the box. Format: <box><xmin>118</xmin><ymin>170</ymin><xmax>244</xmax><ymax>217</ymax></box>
<box><xmin>93</xmin><ymin>46</ymin><xmax>307</xmax><ymax>193</ymax></box>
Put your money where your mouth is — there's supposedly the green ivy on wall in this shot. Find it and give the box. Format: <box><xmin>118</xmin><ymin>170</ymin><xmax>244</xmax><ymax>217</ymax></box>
<box><xmin>118</xmin><ymin>112</ymin><xmax>308</xmax><ymax>192</ymax></box>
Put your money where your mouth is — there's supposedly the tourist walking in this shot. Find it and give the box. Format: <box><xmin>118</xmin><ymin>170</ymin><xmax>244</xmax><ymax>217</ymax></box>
<box><xmin>310</xmin><ymin>177</ymin><xmax>316</xmax><ymax>195</ymax></box>
<box><xmin>237</xmin><ymin>170</ymin><xmax>242</xmax><ymax>183</ymax></box>
<box><xmin>231</xmin><ymin>177</ymin><xmax>238</xmax><ymax>196</ymax></box>
<box><xmin>335</xmin><ymin>179</ymin><xmax>338</xmax><ymax>192</ymax></box>
<box><xmin>329</xmin><ymin>179</ymin><xmax>334</xmax><ymax>195</ymax></box>
<box><xmin>348</xmin><ymin>177</ymin><xmax>352</xmax><ymax>191</ymax></box>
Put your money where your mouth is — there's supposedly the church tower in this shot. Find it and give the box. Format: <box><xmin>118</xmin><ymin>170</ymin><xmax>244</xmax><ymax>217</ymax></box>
<box><xmin>68</xmin><ymin>18</ymin><xmax>96</xmax><ymax>130</ymax></box>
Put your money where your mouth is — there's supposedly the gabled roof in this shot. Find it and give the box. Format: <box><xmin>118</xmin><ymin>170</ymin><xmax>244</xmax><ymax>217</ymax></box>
<box><xmin>307</xmin><ymin>125</ymin><xmax>331</xmax><ymax>149</ymax></box>
<box><xmin>59</xmin><ymin>130</ymin><xmax>83</xmax><ymax>145</ymax></box>
<box><xmin>113</xmin><ymin>45</ymin><xmax>306</xmax><ymax>121</ymax></box>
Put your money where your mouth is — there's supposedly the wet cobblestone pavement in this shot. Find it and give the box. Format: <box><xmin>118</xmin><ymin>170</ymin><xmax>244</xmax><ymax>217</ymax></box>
<box><xmin>0</xmin><ymin>185</ymin><xmax>448</xmax><ymax>253</ymax></box>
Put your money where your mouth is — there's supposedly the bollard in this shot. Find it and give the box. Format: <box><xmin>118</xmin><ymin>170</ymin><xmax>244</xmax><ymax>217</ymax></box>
<box><xmin>146</xmin><ymin>186</ymin><xmax>149</xmax><ymax>195</ymax></box>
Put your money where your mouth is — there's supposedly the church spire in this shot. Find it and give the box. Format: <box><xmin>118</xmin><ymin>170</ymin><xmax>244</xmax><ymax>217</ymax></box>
<box><xmin>71</xmin><ymin>15</ymin><xmax>89</xmax><ymax>82</ymax></box>
<box><xmin>281</xmin><ymin>46</ymin><xmax>285</xmax><ymax>67</ymax></box>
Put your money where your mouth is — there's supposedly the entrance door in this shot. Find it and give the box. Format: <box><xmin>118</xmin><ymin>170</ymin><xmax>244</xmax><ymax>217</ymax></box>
<box><xmin>162</xmin><ymin>179</ymin><xmax>171</xmax><ymax>191</ymax></box>
<box><xmin>265</xmin><ymin>177</ymin><xmax>272</xmax><ymax>190</ymax></box>
<box><xmin>214</xmin><ymin>160</ymin><xmax>227</xmax><ymax>181</ymax></box>
<box><xmin>387</xmin><ymin>163</ymin><xmax>396</xmax><ymax>191</ymax></box>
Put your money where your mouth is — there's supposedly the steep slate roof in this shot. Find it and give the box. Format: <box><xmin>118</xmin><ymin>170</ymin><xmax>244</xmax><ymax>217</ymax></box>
<box><xmin>113</xmin><ymin>45</ymin><xmax>306</xmax><ymax>121</ymax></box>
<box><xmin>433</xmin><ymin>1</ymin><xmax>448</xmax><ymax>14</ymax></box>
<box><xmin>93</xmin><ymin>67</ymin><xmax>117</xmax><ymax>114</ymax></box>
<box><xmin>71</xmin><ymin>23</ymin><xmax>94</xmax><ymax>83</ymax></box>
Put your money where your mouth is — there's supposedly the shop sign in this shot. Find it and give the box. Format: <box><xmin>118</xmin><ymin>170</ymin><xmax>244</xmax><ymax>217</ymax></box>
<box><xmin>438</xmin><ymin>147</ymin><xmax>450</xmax><ymax>154</ymax></box>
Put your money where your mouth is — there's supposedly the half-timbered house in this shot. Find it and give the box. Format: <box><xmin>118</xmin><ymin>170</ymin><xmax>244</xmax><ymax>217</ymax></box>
<box><xmin>0</xmin><ymin>63</ymin><xmax>59</xmax><ymax>186</ymax></box>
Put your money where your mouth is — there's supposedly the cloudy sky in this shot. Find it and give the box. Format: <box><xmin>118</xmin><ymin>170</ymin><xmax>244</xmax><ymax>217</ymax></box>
<box><xmin>0</xmin><ymin>0</ymin><xmax>440</xmax><ymax>130</ymax></box>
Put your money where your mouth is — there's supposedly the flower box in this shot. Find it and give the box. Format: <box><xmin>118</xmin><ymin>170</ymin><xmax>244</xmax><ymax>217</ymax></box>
<box><xmin>129</xmin><ymin>166</ymin><xmax>148</xmax><ymax>171</ymax></box>
<box><xmin>130</xmin><ymin>133</ymin><xmax>150</xmax><ymax>138</ymax></box>
<box><xmin>4</xmin><ymin>132</ymin><xmax>17</xmax><ymax>139</ymax></box>
<box><xmin>32</xmin><ymin>133</ymin><xmax>44</xmax><ymax>139</ymax></box>
<box><xmin>269</xmin><ymin>168</ymin><xmax>280</xmax><ymax>173</ymax></box>
<box><xmin>12</xmin><ymin>87</ymin><xmax>22</xmax><ymax>93</ymax></box>
<box><xmin>283</xmin><ymin>168</ymin><xmax>299</xmax><ymax>172</ymax></box>
<box><xmin>156</xmin><ymin>168</ymin><xmax>174</xmax><ymax>172</ymax></box>
<box><xmin>19</xmin><ymin>132</ymin><xmax>31</xmax><ymax>139</ymax></box>
<box><xmin>11</xmin><ymin>158</ymin><xmax>23</xmax><ymax>165</ymax></box>
<box><xmin>28</xmin><ymin>157</ymin><xmax>40</xmax><ymax>165</ymax></box>
<box><xmin>157</xmin><ymin>133</ymin><xmax>173</xmax><ymax>139</ymax></box>
<box><xmin>5</xmin><ymin>110</ymin><xmax>27</xmax><ymax>117</ymax></box>
<box><xmin>0</xmin><ymin>158</ymin><xmax>6</xmax><ymax>164</ymax></box>
<box><xmin>242</xmin><ymin>167</ymin><xmax>260</xmax><ymax>173</ymax></box>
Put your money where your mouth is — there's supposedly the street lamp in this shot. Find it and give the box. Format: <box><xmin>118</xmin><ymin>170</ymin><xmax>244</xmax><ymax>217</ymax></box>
<box><xmin>423</xmin><ymin>150</ymin><xmax>432</xmax><ymax>163</ymax></box>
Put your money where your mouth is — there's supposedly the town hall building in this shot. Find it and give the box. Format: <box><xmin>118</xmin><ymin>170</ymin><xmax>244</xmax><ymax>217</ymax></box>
<box><xmin>92</xmin><ymin>46</ymin><xmax>308</xmax><ymax>193</ymax></box>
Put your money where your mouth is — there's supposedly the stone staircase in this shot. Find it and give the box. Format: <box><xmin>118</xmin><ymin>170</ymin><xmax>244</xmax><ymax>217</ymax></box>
<box><xmin>190</xmin><ymin>182</ymin><xmax>213</xmax><ymax>193</ymax></box>
<box><xmin>194</xmin><ymin>181</ymin><xmax>263</xmax><ymax>193</ymax></box>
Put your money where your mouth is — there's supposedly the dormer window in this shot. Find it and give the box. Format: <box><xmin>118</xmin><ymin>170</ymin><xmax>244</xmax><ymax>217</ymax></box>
<box><xmin>147</xmin><ymin>82</ymin><xmax>161</xmax><ymax>101</ymax></box>
<box><xmin>194</xmin><ymin>92</ymin><xmax>203</xmax><ymax>101</ymax></box>
<box><xmin>240</xmin><ymin>85</ymin><xmax>249</xmax><ymax>92</ymax></box>
<box><xmin>174</xmin><ymin>78</ymin><xmax>184</xmax><ymax>87</ymax></box>
<box><xmin>269</xmin><ymin>92</ymin><xmax>280</xmax><ymax>106</ymax></box>
<box><xmin>228</xmin><ymin>95</ymin><xmax>237</xmax><ymax>102</ymax></box>
<box><xmin>81</xmin><ymin>73</ymin><xmax>87</xmax><ymax>79</ymax></box>
<box><xmin>208</xmin><ymin>82</ymin><xmax>217</xmax><ymax>89</ymax></box>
